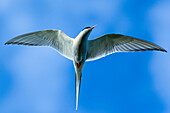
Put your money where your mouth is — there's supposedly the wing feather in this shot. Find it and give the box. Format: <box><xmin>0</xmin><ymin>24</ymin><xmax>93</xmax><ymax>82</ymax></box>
<box><xmin>87</xmin><ymin>34</ymin><xmax>167</xmax><ymax>61</ymax></box>
<box><xmin>5</xmin><ymin>30</ymin><xmax>74</xmax><ymax>60</ymax></box>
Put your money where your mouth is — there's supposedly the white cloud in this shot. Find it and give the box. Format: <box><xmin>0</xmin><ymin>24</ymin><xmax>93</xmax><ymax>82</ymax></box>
<box><xmin>2</xmin><ymin>47</ymin><xmax>72</xmax><ymax>113</ymax></box>
<box><xmin>43</xmin><ymin>0</ymin><xmax>124</xmax><ymax>36</ymax></box>
<box><xmin>148</xmin><ymin>1</ymin><xmax>170</xmax><ymax>113</ymax></box>
<box><xmin>0</xmin><ymin>0</ymin><xmax>11</xmax><ymax>13</ymax></box>
<box><xmin>6</xmin><ymin>13</ymin><xmax>34</xmax><ymax>33</ymax></box>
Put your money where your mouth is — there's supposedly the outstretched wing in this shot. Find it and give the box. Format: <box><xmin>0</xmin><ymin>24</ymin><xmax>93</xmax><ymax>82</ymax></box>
<box><xmin>5</xmin><ymin>30</ymin><xmax>74</xmax><ymax>60</ymax></box>
<box><xmin>87</xmin><ymin>34</ymin><xmax>167</xmax><ymax>61</ymax></box>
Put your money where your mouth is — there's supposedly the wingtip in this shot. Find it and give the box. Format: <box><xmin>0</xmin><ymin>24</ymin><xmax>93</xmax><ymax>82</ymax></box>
<box><xmin>160</xmin><ymin>48</ymin><xmax>167</xmax><ymax>53</ymax></box>
<box><xmin>4</xmin><ymin>41</ymin><xmax>12</xmax><ymax>45</ymax></box>
<box><xmin>164</xmin><ymin>49</ymin><xmax>168</xmax><ymax>53</ymax></box>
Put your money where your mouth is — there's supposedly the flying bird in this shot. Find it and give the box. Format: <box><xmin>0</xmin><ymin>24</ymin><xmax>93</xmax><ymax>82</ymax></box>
<box><xmin>5</xmin><ymin>25</ymin><xmax>167</xmax><ymax>110</ymax></box>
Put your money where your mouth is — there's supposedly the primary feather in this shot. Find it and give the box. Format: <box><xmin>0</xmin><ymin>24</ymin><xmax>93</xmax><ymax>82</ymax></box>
<box><xmin>87</xmin><ymin>34</ymin><xmax>167</xmax><ymax>61</ymax></box>
<box><xmin>5</xmin><ymin>30</ymin><xmax>74</xmax><ymax>60</ymax></box>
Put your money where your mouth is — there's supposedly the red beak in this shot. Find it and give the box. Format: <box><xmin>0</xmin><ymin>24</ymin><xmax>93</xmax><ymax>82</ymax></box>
<box><xmin>90</xmin><ymin>25</ymin><xmax>97</xmax><ymax>29</ymax></box>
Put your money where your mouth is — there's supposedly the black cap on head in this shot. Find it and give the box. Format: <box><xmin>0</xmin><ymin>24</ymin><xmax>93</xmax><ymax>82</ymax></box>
<box><xmin>82</xmin><ymin>27</ymin><xmax>91</xmax><ymax>30</ymax></box>
<box><xmin>82</xmin><ymin>25</ymin><xmax>97</xmax><ymax>31</ymax></box>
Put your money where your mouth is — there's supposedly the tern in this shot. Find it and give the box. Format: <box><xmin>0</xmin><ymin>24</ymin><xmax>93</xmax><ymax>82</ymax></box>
<box><xmin>5</xmin><ymin>25</ymin><xmax>167</xmax><ymax>110</ymax></box>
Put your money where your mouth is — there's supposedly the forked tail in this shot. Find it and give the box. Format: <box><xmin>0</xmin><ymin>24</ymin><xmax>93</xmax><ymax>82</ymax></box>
<box><xmin>75</xmin><ymin>73</ymin><xmax>82</xmax><ymax>110</ymax></box>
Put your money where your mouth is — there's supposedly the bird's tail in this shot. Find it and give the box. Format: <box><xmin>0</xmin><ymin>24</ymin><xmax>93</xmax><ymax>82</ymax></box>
<box><xmin>75</xmin><ymin>73</ymin><xmax>82</xmax><ymax>110</ymax></box>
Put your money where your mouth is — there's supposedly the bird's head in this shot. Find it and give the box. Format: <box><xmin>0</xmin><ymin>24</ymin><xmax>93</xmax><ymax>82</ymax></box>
<box><xmin>82</xmin><ymin>25</ymin><xmax>97</xmax><ymax>31</ymax></box>
<box><xmin>78</xmin><ymin>25</ymin><xmax>97</xmax><ymax>39</ymax></box>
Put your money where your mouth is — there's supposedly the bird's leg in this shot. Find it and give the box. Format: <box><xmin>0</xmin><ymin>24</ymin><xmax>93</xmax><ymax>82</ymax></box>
<box><xmin>76</xmin><ymin>62</ymin><xmax>81</xmax><ymax>68</ymax></box>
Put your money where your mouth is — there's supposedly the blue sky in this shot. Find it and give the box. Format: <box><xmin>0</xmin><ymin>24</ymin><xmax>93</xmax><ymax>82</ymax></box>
<box><xmin>0</xmin><ymin>0</ymin><xmax>170</xmax><ymax>113</ymax></box>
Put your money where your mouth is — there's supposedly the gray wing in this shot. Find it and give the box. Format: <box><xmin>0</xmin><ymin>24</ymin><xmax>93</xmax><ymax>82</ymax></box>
<box><xmin>5</xmin><ymin>30</ymin><xmax>74</xmax><ymax>60</ymax></box>
<box><xmin>87</xmin><ymin>34</ymin><xmax>167</xmax><ymax>61</ymax></box>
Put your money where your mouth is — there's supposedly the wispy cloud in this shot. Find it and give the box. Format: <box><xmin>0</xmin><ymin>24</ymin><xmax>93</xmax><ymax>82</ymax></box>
<box><xmin>148</xmin><ymin>1</ymin><xmax>170</xmax><ymax>113</ymax></box>
<box><xmin>1</xmin><ymin>0</ymin><xmax>169</xmax><ymax>112</ymax></box>
<box><xmin>2</xmin><ymin>47</ymin><xmax>71</xmax><ymax>113</ymax></box>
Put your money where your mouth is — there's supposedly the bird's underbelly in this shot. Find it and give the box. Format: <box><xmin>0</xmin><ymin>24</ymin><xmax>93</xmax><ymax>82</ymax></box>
<box><xmin>73</xmin><ymin>39</ymin><xmax>88</xmax><ymax>63</ymax></box>
<box><xmin>74</xmin><ymin>47</ymin><xmax>87</xmax><ymax>63</ymax></box>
